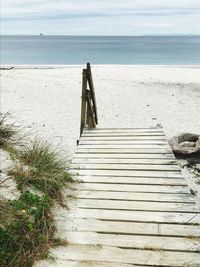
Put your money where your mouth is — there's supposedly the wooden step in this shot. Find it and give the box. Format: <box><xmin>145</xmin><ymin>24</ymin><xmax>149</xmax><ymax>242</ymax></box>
<box><xmin>60</xmin><ymin>218</ymin><xmax>200</xmax><ymax>237</ymax></box>
<box><xmin>62</xmin><ymin>127</ymin><xmax>200</xmax><ymax>266</ymax></box>
<box><xmin>65</xmin><ymin>208</ymin><xmax>200</xmax><ymax>224</ymax></box>
<box><xmin>78</xmin><ymin>190</ymin><xmax>195</xmax><ymax>203</ymax></box>
<box><xmin>73</xmin><ymin>198</ymin><xmax>198</xmax><ymax>213</ymax></box>
<box><xmin>76</xmin><ymin>176</ymin><xmax>187</xmax><ymax>186</ymax></box>
<box><xmin>71</xmin><ymin>163</ymin><xmax>180</xmax><ymax>171</ymax></box>
<box><xmin>73</xmin><ymin>157</ymin><xmax>178</xmax><ymax>165</ymax></box>
<box><xmin>74</xmin><ymin>153</ymin><xmax>175</xmax><ymax>159</ymax></box>
<box><xmin>51</xmin><ymin>245</ymin><xmax>200</xmax><ymax>266</ymax></box>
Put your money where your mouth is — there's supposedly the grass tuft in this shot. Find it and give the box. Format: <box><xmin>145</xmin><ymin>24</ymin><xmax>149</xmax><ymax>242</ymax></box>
<box><xmin>1</xmin><ymin>116</ymin><xmax>74</xmax><ymax>266</ymax></box>
<box><xmin>0</xmin><ymin>113</ymin><xmax>16</xmax><ymax>148</ymax></box>
<box><xmin>0</xmin><ymin>191</ymin><xmax>66</xmax><ymax>267</ymax></box>
<box><xmin>9</xmin><ymin>140</ymin><xmax>74</xmax><ymax>204</ymax></box>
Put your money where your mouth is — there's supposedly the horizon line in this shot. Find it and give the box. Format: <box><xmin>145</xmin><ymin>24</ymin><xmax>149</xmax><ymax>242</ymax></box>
<box><xmin>1</xmin><ymin>33</ymin><xmax>200</xmax><ymax>37</ymax></box>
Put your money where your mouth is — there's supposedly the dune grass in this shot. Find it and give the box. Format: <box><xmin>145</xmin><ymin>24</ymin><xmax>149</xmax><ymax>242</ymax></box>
<box><xmin>0</xmin><ymin>115</ymin><xmax>74</xmax><ymax>266</ymax></box>
<box><xmin>9</xmin><ymin>140</ymin><xmax>74</xmax><ymax>204</ymax></box>
<box><xmin>0</xmin><ymin>113</ymin><xmax>16</xmax><ymax>148</ymax></box>
<box><xmin>0</xmin><ymin>191</ymin><xmax>67</xmax><ymax>267</ymax></box>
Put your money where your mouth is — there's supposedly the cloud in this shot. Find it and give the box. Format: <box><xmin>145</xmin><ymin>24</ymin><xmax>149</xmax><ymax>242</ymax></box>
<box><xmin>1</xmin><ymin>0</ymin><xmax>200</xmax><ymax>34</ymax></box>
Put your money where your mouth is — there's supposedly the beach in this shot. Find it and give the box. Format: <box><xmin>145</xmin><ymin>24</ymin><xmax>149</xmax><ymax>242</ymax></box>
<box><xmin>1</xmin><ymin>65</ymin><xmax>200</xmax><ymax>267</ymax></box>
<box><xmin>1</xmin><ymin>65</ymin><xmax>200</xmax><ymax>158</ymax></box>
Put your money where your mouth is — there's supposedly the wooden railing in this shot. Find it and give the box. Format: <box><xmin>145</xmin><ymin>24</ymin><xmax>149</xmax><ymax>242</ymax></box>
<box><xmin>80</xmin><ymin>63</ymin><xmax>98</xmax><ymax>136</ymax></box>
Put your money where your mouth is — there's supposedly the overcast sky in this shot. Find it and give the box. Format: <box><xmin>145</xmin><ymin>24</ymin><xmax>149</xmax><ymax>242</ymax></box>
<box><xmin>1</xmin><ymin>0</ymin><xmax>200</xmax><ymax>35</ymax></box>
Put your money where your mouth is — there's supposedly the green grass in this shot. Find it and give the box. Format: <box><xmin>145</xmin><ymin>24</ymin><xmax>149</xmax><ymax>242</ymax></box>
<box><xmin>0</xmin><ymin>113</ymin><xmax>16</xmax><ymax>148</ymax></box>
<box><xmin>1</xmin><ymin>117</ymin><xmax>75</xmax><ymax>266</ymax></box>
<box><xmin>9</xmin><ymin>140</ymin><xmax>75</xmax><ymax>204</ymax></box>
<box><xmin>0</xmin><ymin>191</ymin><xmax>66</xmax><ymax>267</ymax></box>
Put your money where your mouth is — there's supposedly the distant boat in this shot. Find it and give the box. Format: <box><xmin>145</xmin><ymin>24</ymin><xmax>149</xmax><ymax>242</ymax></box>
<box><xmin>40</xmin><ymin>33</ymin><xmax>44</xmax><ymax>37</ymax></box>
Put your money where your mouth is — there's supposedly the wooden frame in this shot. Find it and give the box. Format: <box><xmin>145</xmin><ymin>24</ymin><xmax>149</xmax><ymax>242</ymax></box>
<box><xmin>80</xmin><ymin>63</ymin><xmax>98</xmax><ymax>136</ymax></box>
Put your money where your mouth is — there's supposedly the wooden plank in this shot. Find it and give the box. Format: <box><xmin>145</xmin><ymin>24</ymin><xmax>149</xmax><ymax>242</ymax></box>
<box><xmin>81</xmin><ymin>136</ymin><xmax>167</xmax><ymax>140</ymax></box>
<box><xmin>74</xmin><ymin>153</ymin><xmax>175</xmax><ymax>159</ymax></box>
<box><xmin>74</xmin><ymin>169</ymin><xmax>183</xmax><ymax>178</ymax></box>
<box><xmin>83</xmin><ymin>128</ymin><xmax>164</xmax><ymax>133</ymax></box>
<box><xmin>72</xmin><ymin>158</ymin><xmax>177</xmax><ymax>165</ymax></box>
<box><xmin>78</xmin><ymin>144</ymin><xmax>170</xmax><ymax>149</ymax></box>
<box><xmin>59</xmin><ymin>218</ymin><xmax>200</xmax><ymax>237</ymax></box>
<box><xmin>35</xmin><ymin>260</ymin><xmax>138</xmax><ymax>267</ymax></box>
<box><xmin>65</xmin><ymin>208</ymin><xmax>200</xmax><ymax>224</ymax></box>
<box><xmin>77</xmin><ymin>176</ymin><xmax>187</xmax><ymax>186</ymax></box>
<box><xmin>66</xmin><ymin>231</ymin><xmax>200</xmax><ymax>252</ymax></box>
<box><xmin>76</xmin><ymin>148</ymin><xmax>172</xmax><ymax>154</ymax></box>
<box><xmin>71</xmin><ymin>163</ymin><xmax>180</xmax><ymax>171</ymax></box>
<box><xmin>78</xmin><ymin>191</ymin><xmax>195</xmax><ymax>203</ymax></box>
<box><xmin>82</xmin><ymin>133</ymin><xmax>165</xmax><ymax>137</ymax></box>
<box><xmin>52</xmin><ymin>244</ymin><xmax>200</xmax><ymax>266</ymax></box>
<box><xmin>74</xmin><ymin>183</ymin><xmax>189</xmax><ymax>193</ymax></box>
<box><xmin>74</xmin><ymin>199</ymin><xmax>198</xmax><ymax>213</ymax></box>
<box><xmin>79</xmin><ymin>140</ymin><xmax>169</xmax><ymax>145</ymax></box>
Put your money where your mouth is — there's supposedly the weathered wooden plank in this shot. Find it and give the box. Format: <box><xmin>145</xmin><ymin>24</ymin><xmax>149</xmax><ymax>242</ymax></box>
<box><xmin>82</xmin><ymin>133</ymin><xmax>165</xmax><ymax>137</ymax></box>
<box><xmin>71</xmin><ymin>163</ymin><xmax>180</xmax><ymax>171</ymax></box>
<box><xmin>77</xmin><ymin>146</ymin><xmax>172</xmax><ymax>154</ymax></box>
<box><xmin>75</xmin><ymin>169</ymin><xmax>182</xmax><ymax>178</ymax></box>
<box><xmin>78</xmin><ymin>145</ymin><xmax>170</xmax><ymax>150</ymax></box>
<box><xmin>76</xmin><ymin>148</ymin><xmax>172</xmax><ymax>154</ymax></box>
<box><xmin>74</xmin><ymin>153</ymin><xmax>175</xmax><ymax>159</ymax></box>
<box><xmin>35</xmin><ymin>260</ymin><xmax>139</xmax><ymax>267</ymax></box>
<box><xmin>74</xmin><ymin>199</ymin><xmax>198</xmax><ymax>213</ymax></box>
<box><xmin>77</xmin><ymin>176</ymin><xmax>186</xmax><ymax>186</ymax></box>
<box><xmin>79</xmin><ymin>140</ymin><xmax>169</xmax><ymax>145</ymax></box>
<box><xmin>74</xmin><ymin>183</ymin><xmax>189</xmax><ymax>193</ymax></box>
<box><xmin>52</xmin><ymin>245</ymin><xmax>200</xmax><ymax>266</ymax></box>
<box><xmin>78</xmin><ymin>191</ymin><xmax>195</xmax><ymax>203</ymax></box>
<box><xmin>59</xmin><ymin>218</ymin><xmax>200</xmax><ymax>237</ymax></box>
<box><xmin>81</xmin><ymin>136</ymin><xmax>167</xmax><ymax>140</ymax></box>
<box><xmin>83</xmin><ymin>128</ymin><xmax>164</xmax><ymax>133</ymax></box>
<box><xmin>65</xmin><ymin>208</ymin><xmax>200</xmax><ymax>224</ymax></box>
<box><xmin>72</xmin><ymin>158</ymin><xmax>177</xmax><ymax>165</ymax></box>
<box><xmin>66</xmin><ymin>231</ymin><xmax>200</xmax><ymax>251</ymax></box>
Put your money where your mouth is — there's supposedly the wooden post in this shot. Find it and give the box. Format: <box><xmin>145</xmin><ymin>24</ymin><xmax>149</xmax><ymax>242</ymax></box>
<box><xmin>86</xmin><ymin>90</ymin><xmax>96</xmax><ymax>129</ymax></box>
<box><xmin>86</xmin><ymin>63</ymin><xmax>98</xmax><ymax>124</ymax></box>
<box><xmin>80</xmin><ymin>63</ymin><xmax>98</xmax><ymax>136</ymax></box>
<box><xmin>80</xmin><ymin>69</ymin><xmax>87</xmax><ymax>136</ymax></box>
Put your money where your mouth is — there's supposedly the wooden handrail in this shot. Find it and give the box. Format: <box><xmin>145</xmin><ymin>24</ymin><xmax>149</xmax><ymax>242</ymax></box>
<box><xmin>80</xmin><ymin>63</ymin><xmax>98</xmax><ymax>136</ymax></box>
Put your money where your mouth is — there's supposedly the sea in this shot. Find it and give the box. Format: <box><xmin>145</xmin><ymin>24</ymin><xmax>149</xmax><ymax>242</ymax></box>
<box><xmin>1</xmin><ymin>35</ymin><xmax>200</xmax><ymax>65</ymax></box>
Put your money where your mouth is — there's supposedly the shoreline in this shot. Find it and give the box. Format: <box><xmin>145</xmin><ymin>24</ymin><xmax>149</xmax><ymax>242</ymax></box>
<box><xmin>1</xmin><ymin>64</ymin><xmax>200</xmax><ymax>69</ymax></box>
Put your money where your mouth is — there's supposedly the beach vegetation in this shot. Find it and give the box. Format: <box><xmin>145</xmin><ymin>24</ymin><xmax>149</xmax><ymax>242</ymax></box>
<box><xmin>0</xmin><ymin>113</ymin><xmax>16</xmax><ymax>148</ymax></box>
<box><xmin>0</xmin><ymin>116</ymin><xmax>74</xmax><ymax>267</ymax></box>
<box><xmin>9</xmin><ymin>140</ymin><xmax>74</xmax><ymax>204</ymax></box>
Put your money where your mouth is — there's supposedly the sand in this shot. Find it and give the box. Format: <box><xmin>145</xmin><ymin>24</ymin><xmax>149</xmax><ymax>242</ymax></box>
<box><xmin>1</xmin><ymin>65</ymin><xmax>200</xmax><ymax>266</ymax></box>
<box><xmin>1</xmin><ymin>65</ymin><xmax>200</xmax><ymax>158</ymax></box>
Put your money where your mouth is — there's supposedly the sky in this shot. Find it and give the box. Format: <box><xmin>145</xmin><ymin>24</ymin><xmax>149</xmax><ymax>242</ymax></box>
<box><xmin>1</xmin><ymin>0</ymin><xmax>200</xmax><ymax>35</ymax></box>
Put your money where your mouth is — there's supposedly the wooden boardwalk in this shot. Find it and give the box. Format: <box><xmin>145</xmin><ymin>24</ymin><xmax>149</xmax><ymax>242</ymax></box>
<box><xmin>60</xmin><ymin>127</ymin><xmax>200</xmax><ymax>267</ymax></box>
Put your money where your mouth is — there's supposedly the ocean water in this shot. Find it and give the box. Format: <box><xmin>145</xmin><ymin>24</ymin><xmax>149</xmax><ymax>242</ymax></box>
<box><xmin>1</xmin><ymin>35</ymin><xmax>200</xmax><ymax>65</ymax></box>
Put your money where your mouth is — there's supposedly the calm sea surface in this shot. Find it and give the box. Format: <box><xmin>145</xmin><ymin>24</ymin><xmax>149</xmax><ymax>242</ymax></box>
<box><xmin>1</xmin><ymin>35</ymin><xmax>200</xmax><ymax>65</ymax></box>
